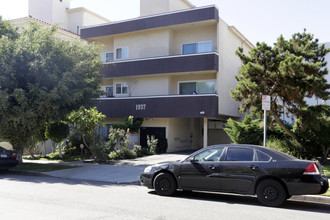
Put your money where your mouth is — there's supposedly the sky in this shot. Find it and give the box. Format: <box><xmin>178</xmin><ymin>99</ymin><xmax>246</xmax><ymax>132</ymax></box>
<box><xmin>0</xmin><ymin>0</ymin><xmax>330</xmax><ymax>46</ymax></box>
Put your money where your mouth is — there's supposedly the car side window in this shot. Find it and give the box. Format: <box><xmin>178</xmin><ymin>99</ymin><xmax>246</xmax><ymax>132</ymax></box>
<box><xmin>194</xmin><ymin>148</ymin><xmax>224</xmax><ymax>162</ymax></box>
<box><xmin>256</xmin><ymin>150</ymin><xmax>271</xmax><ymax>162</ymax></box>
<box><xmin>225</xmin><ymin>148</ymin><xmax>254</xmax><ymax>161</ymax></box>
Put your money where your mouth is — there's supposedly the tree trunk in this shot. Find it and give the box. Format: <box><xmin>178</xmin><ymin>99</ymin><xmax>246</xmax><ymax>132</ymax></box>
<box><xmin>322</xmin><ymin>147</ymin><xmax>329</xmax><ymax>164</ymax></box>
<box><xmin>42</xmin><ymin>141</ymin><xmax>46</xmax><ymax>157</ymax></box>
<box><xmin>269</xmin><ymin>110</ymin><xmax>301</xmax><ymax>142</ymax></box>
<box><xmin>13</xmin><ymin>146</ymin><xmax>24</xmax><ymax>163</ymax></box>
<box><xmin>58</xmin><ymin>142</ymin><xmax>63</xmax><ymax>159</ymax></box>
<box><xmin>51</xmin><ymin>141</ymin><xmax>56</xmax><ymax>153</ymax></box>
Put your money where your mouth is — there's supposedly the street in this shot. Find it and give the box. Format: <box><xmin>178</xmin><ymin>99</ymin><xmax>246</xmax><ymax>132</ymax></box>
<box><xmin>0</xmin><ymin>172</ymin><xmax>329</xmax><ymax>220</ymax></box>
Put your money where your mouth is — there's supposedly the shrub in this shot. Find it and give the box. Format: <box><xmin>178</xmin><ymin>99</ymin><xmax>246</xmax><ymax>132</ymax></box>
<box><xmin>109</xmin><ymin>148</ymin><xmax>137</xmax><ymax>160</ymax></box>
<box><xmin>224</xmin><ymin>114</ymin><xmax>263</xmax><ymax>145</ymax></box>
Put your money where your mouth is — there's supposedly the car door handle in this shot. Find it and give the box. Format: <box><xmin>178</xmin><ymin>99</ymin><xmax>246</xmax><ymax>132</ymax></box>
<box><xmin>208</xmin><ymin>165</ymin><xmax>216</xmax><ymax>170</ymax></box>
<box><xmin>249</xmin><ymin>165</ymin><xmax>259</xmax><ymax>170</ymax></box>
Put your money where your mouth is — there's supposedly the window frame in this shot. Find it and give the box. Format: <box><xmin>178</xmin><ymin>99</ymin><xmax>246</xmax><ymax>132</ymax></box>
<box><xmin>181</xmin><ymin>41</ymin><xmax>212</xmax><ymax>55</ymax></box>
<box><xmin>224</xmin><ymin>147</ymin><xmax>256</xmax><ymax>162</ymax></box>
<box><xmin>115</xmin><ymin>82</ymin><xmax>128</xmax><ymax>96</ymax></box>
<box><xmin>177</xmin><ymin>80</ymin><xmax>216</xmax><ymax>95</ymax></box>
<box><xmin>100</xmin><ymin>85</ymin><xmax>114</xmax><ymax>98</ymax></box>
<box><xmin>100</xmin><ymin>52</ymin><xmax>114</xmax><ymax>63</ymax></box>
<box><xmin>116</xmin><ymin>47</ymin><xmax>128</xmax><ymax>60</ymax></box>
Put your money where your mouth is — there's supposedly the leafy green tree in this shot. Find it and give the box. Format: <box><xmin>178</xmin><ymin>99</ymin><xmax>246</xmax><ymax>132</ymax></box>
<box><xmin>224</xmin><ymin>114</ymin><xmax>263</xmax><ymax>145</ymax></box>
<box><xmin>232</xmin><ymin>30</ymin><xmax>330</xmax><ymax>142</ymax></box>
<box><xmin>68</xmin><ymin>107</ymin><xmax>106</xmax><ymax>161</ymax></box>
<box><xmin>45</xmin><ymin>121</ymin><xmax>70</xmax><ymax>158</ymax></box>
<box><xmin>0</xmin><ymin>23</ymin><xmax>103</xmax><ymax>161</ymax></box>
<box><xmin>0</xmin><ymin>16</ymin><xmax>19</xmax><ymax>40</ymax></box>
<box><xmin>293</xmin><ymin>105</ymin><xmax>330</xmax><ymax>162</ymax></box>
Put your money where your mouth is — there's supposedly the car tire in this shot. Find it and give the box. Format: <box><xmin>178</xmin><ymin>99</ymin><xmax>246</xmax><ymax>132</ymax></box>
<box><xmin>153</xmin><ymin>172</ymin><xmax>176</xmax><ymax>196</ymax></box>
<box><xmin>256</xmin><ymin>179</ymin><xmax>287</xmax><ymax>207</ymax></box>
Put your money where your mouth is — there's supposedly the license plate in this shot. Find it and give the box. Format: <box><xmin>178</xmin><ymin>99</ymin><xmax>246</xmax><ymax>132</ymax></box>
<box><xmin>1</xmin><ymin>154</ymin><xmax>8</xmax><ymax>158</ymax></box>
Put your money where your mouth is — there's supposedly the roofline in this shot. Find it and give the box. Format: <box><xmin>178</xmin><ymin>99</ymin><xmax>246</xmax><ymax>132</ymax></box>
<box><xmin>229</xmin><ymin>26</ymin><xmax>255</xmax><ymax>49</ymax></box>
<box><xmin>9</xmin><ymin>16</ymin><xmax>80</xmax><ymax>38</ymax></box>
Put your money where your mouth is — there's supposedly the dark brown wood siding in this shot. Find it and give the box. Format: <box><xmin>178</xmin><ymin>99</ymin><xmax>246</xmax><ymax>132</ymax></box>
<box><xmin>96</xmin><ymin>95</ymin><xmax>218</xmax><ymax>118</ymax></box>
<box><xmin>100</xmin><ymin>53</ymin><xmax>218</xmax><ymax>77</ymax></box>
<box><xmin>81</xmin><ymin>6</ymin><xmax>219</xmax><ymax>38</ymax></box>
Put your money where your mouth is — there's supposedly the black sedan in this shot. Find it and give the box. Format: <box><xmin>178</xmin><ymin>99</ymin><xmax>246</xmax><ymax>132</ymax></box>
<box><xmin>0</xmin><ymin>146</ymin><xmax>19</xmax><ymax>171</ymax></box>
<box><xmin>140</xmin><ymin>144</ymin><xmax>329</xmax><ymax>207</ymax></box>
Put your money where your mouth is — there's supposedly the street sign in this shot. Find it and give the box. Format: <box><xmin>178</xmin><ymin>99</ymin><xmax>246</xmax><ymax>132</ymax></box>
<box><xmin>262</xmin><ymin>95</ymin><xmax>271</xmax><ymax>111</ymax></box>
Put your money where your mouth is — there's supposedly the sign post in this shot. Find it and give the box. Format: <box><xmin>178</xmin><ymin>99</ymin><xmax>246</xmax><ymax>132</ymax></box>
<box><xmin>262</xmin><ymin>95</ymin><xmax>271</xmax><ymax>147</ymax></box>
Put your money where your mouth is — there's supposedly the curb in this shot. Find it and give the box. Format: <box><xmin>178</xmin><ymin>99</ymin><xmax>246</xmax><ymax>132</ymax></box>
<box><xmin>291</xmin><ymin>195</ymin><xmax>330</xmax><ymax>205</ymax></box>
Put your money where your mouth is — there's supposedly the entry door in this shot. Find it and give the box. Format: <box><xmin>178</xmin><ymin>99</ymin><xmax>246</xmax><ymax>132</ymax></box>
<box><xmin>179</xmin><ymin>147</ymin><xmax>224</xmax><ymax>191</ymax></box>
<box><xmin>140</xmin><ymin>127</ymin><xmax>165</xmax><ymax>148</ymax></box>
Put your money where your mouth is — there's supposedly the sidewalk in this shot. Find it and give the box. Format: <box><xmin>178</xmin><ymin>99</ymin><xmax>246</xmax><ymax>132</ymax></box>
<box><xmin>20</xmin><ymin>152</ymin><xmax>330</xmax><ymax>205</ymax></box>
<box><xmin>22</xmin><ymin>152</ymin><xmax>190</xmax><ymax>184</ymax></box>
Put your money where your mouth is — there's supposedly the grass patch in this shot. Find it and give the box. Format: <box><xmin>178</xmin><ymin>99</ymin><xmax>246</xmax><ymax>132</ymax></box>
<box><xmin>323</xmin><ymin>165</ymin><xmax>330</xmax><ymax>178</ymax></box>
<box><xmin>14</xmin><ymin>163</ymin><xmax>80</xmax><ymax>172</ymax></box>
<box><xmin>23</xmin><ymin>153</ymin><xmax>88</xmax><ymax>163</ymax></box>
<box><xmin>322</xmin><ymin>165</ymin><xmax>330</xmax><ymax>197</ymax></box>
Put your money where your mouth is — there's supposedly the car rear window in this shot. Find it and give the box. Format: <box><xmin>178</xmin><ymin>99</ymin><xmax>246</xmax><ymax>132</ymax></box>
<box><xmin>226</xmin><ymin>148</ymin><xmax>254</xmax><ymax>161</ymax></box>
<box><xmin>256</xmin><ymin>150</ymin><xmax>271</xmax><ymax>162</ymax></box>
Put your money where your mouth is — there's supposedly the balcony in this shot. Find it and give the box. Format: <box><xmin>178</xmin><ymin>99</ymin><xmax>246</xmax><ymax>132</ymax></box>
<box><xmin>81</xmin><ymin>6</ymin><xmax>219</xmax><ymax>39</ymax></box>
<box><xmin>96</xmin><ymin>94</ymin><xmax>218</xmax><ymax>118</ymax></box>
<box><xmin>100</xmin><ymin>52</ymin><xmax>219</xmax><ymax>78</ymax></box>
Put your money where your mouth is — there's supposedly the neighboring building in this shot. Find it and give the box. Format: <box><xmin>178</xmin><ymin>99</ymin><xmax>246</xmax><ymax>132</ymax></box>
<box><xmin>81</xmin><ymin>0</ymin><xmax>254</xmax><ymax>152</ymax></box>
<box><xmin>10</xmin><ymin>0</ymin><xmax>109</xmax><ymax>38</ymax></box>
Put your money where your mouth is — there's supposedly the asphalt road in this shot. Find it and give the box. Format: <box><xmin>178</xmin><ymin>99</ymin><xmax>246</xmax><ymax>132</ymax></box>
<box><xmin>1</xmin><ymin>172</ymin><xmax>330</xmax><ymax>220</ymax></box>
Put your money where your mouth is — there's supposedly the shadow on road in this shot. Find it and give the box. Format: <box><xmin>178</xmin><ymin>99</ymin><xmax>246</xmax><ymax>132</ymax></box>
<box><xmin>1</xmin><ymin>170</ymin><xmax>139</xmax><ymax>187</ymax></box>
<box><xmin>148</xmin><ymin>190</ymin><xmax>330</xmax><ymax>214</ymax></box>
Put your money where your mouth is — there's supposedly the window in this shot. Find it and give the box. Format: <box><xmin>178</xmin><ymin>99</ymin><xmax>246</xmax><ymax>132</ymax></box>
<box><xmin>116</xmin><ymin>48</ymin><xmax>128</xmax><ymax>59</ymax></box>
<box><xmin>179</xmin><ymin>81</ymin><xmax>215</xmax><ymax>95</ymax></box>
<box><xmin>100</xmin><ymin>86</ymin><xmax>113</xmax><ymax>98</ymax></box>
<box><xmin>226</xmin><ymin>148</ymin><xmax>254</xmax><ymax>162</ymax></box>
<box><xmin>105</xmin><ymin>86</ymin><xmax>113</xmax><ymax>97</ymax></box>
<box><xmin>182</xmin><ymin>41</ymin><xmax>212</xmax><ymax>55</ymax></box>
<box><xmin>257</xmin><ymin>151</ymin><xmax>271</xmax><ymax>162</ymax></box>
<box><xmin>116</xmin><ymin>83</ymin><xmax>128</xmax><ymax>95</ymax></box>
<box><xmin>193</xmin><ymin>148</ymin><xmax>224</xmax><ymax>162</ymax></box>
<box><xmin>100</xmin><ymin>52</ymin><xmax>113</xmax><ymax>63</ymax></box>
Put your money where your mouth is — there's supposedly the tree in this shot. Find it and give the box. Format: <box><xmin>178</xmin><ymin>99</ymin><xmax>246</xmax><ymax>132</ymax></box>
<box><xmin>0</xmin><ymin>16</ymin><xmax>19</xmax><ymax>40</ymax></box>
<box><xmin>45</xmin><ymin>121</ymin><xmax>70</xmax><ymax>158</ymax></box>
<box><xmin>293</xmin><ymin>105</ymin><xmax>330</xmax><ymax>162</ymax></box>
<box><xmin>232</xmin><ymin>30</ymin><xmax>330</xmax><ymax>143</ymax></box>
<box><xmin>68</xmin><ymin>107</ymin><xmax>106</xmax><ymax>161</ymax></box>
<box><xmin>224</xmin><ymin>114</ymin><xmax>263</xmax><ymax>145</ymax></box>
<box><xmin>0</xmin><ymin>23</ymin><xmax>103</xmax><ymax>161</ymax></box>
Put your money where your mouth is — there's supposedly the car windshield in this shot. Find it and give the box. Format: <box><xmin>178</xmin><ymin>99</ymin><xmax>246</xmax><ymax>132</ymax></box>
<box><xmin>0</xmin><ymin>146</ymin><xmax>6</xmax><ymax>151</ymax></box>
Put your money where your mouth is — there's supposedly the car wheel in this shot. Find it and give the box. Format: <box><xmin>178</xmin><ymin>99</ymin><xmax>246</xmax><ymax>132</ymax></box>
<box><xmin>153</xmin><ymin>172</ymin><xmax>176</xmax><ymax>196</ymax></box>
<box><xmin>256</xmin><ymin>179</ymin><xmax>287</xmax><ymax>207</ymax></box>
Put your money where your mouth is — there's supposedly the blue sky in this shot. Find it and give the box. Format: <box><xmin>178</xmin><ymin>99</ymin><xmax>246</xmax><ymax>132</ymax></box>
<box><xmin>1</xmin><ymin>0</ymin><xmax>330</xmax><ymax>45</ymax></box>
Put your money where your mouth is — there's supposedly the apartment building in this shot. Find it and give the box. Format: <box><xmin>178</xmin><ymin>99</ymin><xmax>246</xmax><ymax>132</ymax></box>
<box><xmin>81</xmin><ymin>0</ymin><xmax>253</xmax><ymax>152</ymax></box>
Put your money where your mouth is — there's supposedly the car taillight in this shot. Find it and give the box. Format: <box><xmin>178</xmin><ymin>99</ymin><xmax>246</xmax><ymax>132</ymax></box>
<box><xmin>11</xmin><ymin>153</ymin><xmax>17</xmax><ymax>159</ymax></box>
<box><xmin>303</xmin><ymin>163</ymin><xmax>320</xmax><ymax>175</ymax></box>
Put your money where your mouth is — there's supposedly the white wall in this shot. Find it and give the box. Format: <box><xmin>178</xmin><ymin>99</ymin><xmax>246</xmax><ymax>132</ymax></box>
<box><xmin>114</xmin><ymin>29</ymin><xmax>171</xmax><ymax>60</ymax></box>
<box><xmin>172</xmin><ymin>24</ymin><xmax>217</xmax><ymax>55</ymax></box>
<box><xmin>29</xmin><ymin>0</ymin><xmax>70</xmax><ymax>29</ymax></box>
<box><xmin>217</xmin><ymin>19</ymin><xmax>252</xmax><ymax>118</ymax></box>
<box><xmin>140</xmin><ymin>0</ymin><xmax>192</xmax><ymax>17</ymax></box>
<box><xmin>113</xmin><ymin>75</ymin><xmax>169</xmax><ymax>97</ymax></box>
